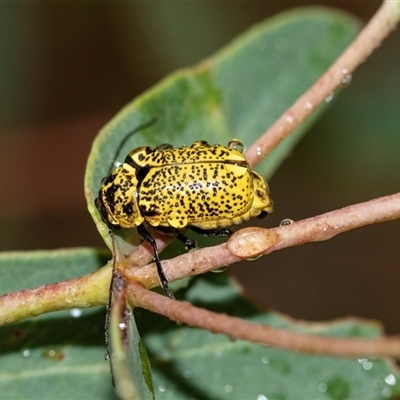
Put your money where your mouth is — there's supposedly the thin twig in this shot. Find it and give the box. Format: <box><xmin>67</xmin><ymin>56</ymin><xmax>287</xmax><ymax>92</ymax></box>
<box><xmin>128</xmin><ymin>280</ymin><xmax>400</xmax><ymax>359</ymax></box>
<box><xmin>2</xmin><ymin>192</ymin><xmax>398</xmax><ymax>326</ymax></box>
<box><xmin>0</xmin><ymin>263</ymin><xmax>111</xmax><ymax>325</ymax></box>
<box><xmin>245</xmin><ymin>0</ymin><xmax>400</xmax><ymax>168</ymax></box>
<box><xmin>125</xmin><ymin>192</ymin><xmax>400</xmax><ymax>288</ymax></box>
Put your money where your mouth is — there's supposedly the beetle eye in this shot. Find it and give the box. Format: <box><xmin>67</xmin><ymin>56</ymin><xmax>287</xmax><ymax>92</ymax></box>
<box><xmin>255</xmin><ymin>189</ymin><xmax>266</xmax><ymax>200</ymax></box>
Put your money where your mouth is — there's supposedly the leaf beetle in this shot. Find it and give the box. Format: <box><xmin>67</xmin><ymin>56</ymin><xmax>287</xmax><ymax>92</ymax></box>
<box><xmin>96</xmin><ymin>121</ymin><xmax>273</xmax><ymax>299</ymax></box>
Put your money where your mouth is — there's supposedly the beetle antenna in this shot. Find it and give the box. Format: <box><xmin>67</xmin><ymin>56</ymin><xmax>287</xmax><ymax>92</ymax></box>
<box><xmin>137</xmin><ymin>224</ymin><xmax>175</xmax><ymax>299</ymax></box>
<box><xmin>107</xmin><ymin>117</ymin><xmax>157</xmax><ymax>176</ymax></box>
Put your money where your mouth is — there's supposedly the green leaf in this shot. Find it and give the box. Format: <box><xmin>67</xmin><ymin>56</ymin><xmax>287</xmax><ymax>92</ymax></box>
<box><xmin>0</xmin><ymin>249</ymin><xmax>113</xmax><ymax>399</ymax></box>
<box><xmin>109</xmin><ymin>272</ymin><xmax>154</xmax><ymax>400</ymax></box>
<box><xmin>0</xmin><ymin>7</ymin><xmax>376</xmax><ymax>400</ymax></box>
<box><xmin>84</xmin><ymin>7</ymin><xmax>360</xmax><ymax>251</ymax></box>
<box><xmin>1</xmin><ymin>265</ymin><xmax>399</xmax><ymax>399</ymax></box>
<box><xmin>0</xmin><ymin>248</ymin><xmax>109</xmax><ymax>296</ymax></box>
<box><xmin>138</xmin><ymin>274</ymin><xmax>400</xmax><ymax>400</ymax></box>
<box><xmin>0</xmin><ymin>307</ymin><xmax>113</xmax><ymax>400</ymax></box>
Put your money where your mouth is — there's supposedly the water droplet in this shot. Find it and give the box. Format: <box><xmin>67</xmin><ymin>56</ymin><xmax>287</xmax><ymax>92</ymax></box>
<box><xmin>261</xmin><ymin>355</ymin><xmax>270</xmax><ymax>364</ymax></box>
<box><xmin>212</xmin><ymin>266</ymin><xmax>228</xmax><ymax>273</ymax></box>
<box><xmin>325</xmin><ymin>92</ymin><xmax>335</xmax><ymax>103</ymax></box>
<box><xmin>382</xmin><ymin>387</ymin><xmax>392</xmax><ymax>398</ymax></box>
<box><xmin>280</xmin><ymin>218</ymin><xmax>294</xmax><ymax>226</ymax></box>
<box><xmin>340</xmin><ymin>74</ymin><xmax>352</xmax><ymax>87</ymax></box>
<box><xmin>158</xmin><ymin>385</ymin><xmax>166</xmax><ymax>393</ymax></box>
<box><xmin>318</xmin><ymin>383</ymin><xmax>327</xmax><ymax>392</ymax></box>
<box><xmin>228</xmin><ymin>139</ymin><xmax>244</xmax><ymax>153</ymax></box>
<box><xmin>124</xmin><ymin>308</ymin><xmax>132</xmax><ymax>317</ymax></box>
<box><xmin>373</xmin><ymin>379</ymin><xmax>383</xmax><ymax>388</ymax></box>
<box><xmin>42</xmin><ymin>349</ymin><xmax>64</xmax><ymax>361</ymax></box>
<box><xmin>104</xmin><ymin>353</ymin><xmax>110</xmax><ymax>361</ymax></box>
<box><xmin>384</xmin><ymin>374</ymin><xmax>396</xmax><ymax>386</ymax></box>
<box><xmin>257</xmin><ymin>395</ymin><xmax>268</xmax><ymax>400</ymax></box>
<box><xmin>118</xmin><ymin>322</ymin><xmax>127</xmax><ymax>330</ymax></box>
<box><xmin>224</xmin><ymin>385</ymin><xmax>233</xmax><ymax>393</ymax></box>
<box><xmin>340</xmin><ymin>67</ymin><xmax>348</xmax><ymax>75</ymax></box>
<box><xmin>206</xmin><ymin>316</ymin><xmax>215</xmax><ymax>326</ymax></box>
<box><xmin>362</xmin><ymin>361</ymin><xmax>373</xmax><ymax>370</ymax></box>
<box><xmin>285</xmin><ymin>115</ymin><xmax>294</xmax><ymax>124</ymax></box>
<box><xmin>70</xmin><ymin>308</ymin><xmax>82</xmax><ymax>318</ymax></box>
<box><xmin>22</xmin><ymin>349</ymin><xmax>31</xmax><ymax>357</ymax></box>
<box><xmin>256</xmin><ymin>147</ymin><xmax>262</xmax><ymax>156</ymax></box>
<box><xmin>305</xmin><ymin>101</ymin><xmax>313</xmax><ymax>110</ymax></box>
<box><xmin>358</xmin><ymin>358</ymin><xmax>374</xmax><ymax>370</ymax></box>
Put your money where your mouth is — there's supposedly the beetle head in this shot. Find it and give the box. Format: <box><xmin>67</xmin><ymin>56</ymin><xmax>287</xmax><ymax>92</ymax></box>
<box><xmin>95</xmin><ymin>164</ymin><xmax>144</xmax><ymax>229</ymax></box>
<box><xmin>250</xmin><ymin>171</ymin><xmax>274</xmax><ymax>217</ymax></box>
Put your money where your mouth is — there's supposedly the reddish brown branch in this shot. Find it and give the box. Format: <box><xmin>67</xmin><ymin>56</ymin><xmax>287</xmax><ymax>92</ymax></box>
<box><xmin>125</xmin><ymin>193</ymin><xmax>400</xmax><ymax>288</ymax></box>
<box><xmin>245</xmin><ymin>1</ymin><xmax>400</xmax><ymax>168</ymax></box>
<box><xmin>128</xmin><ymin>280</ymin><xmax>400</xmax><ymax>359</ymax></box>
<box><xmin>1</xmin><ymin>193</ymin><xmax>399</xmax><ymax>327</ymax></box>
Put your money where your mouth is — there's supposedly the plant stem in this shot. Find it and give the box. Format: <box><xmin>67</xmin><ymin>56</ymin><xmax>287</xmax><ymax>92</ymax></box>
<box><xmin>1</xmin><ymin>191</ymin><xmax>399</xmax><ymax>327</ymax></box>
<box><xmin>0</xmin><ymin>262</ymin><xmax>111</xmax><ymax>325</ymax></box>
<box><xmin>245</xmin><ymin>0</ymin><xmax>400</xmax><ymax>168</ymax></box>
<box><xmin>126</xmin><ymin>192</ymin><xmax>400</xmax><ymax>286</ymax></box>
<box><xmin>128</xmin><ymin>279</ymin><xmax>400</xmax><ymax>359</ymax></box>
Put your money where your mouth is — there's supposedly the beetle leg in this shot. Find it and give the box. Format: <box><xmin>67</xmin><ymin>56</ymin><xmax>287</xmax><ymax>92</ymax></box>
<box><xmin>176</xmin><ymin>234</ymin><xmax>197</xmax><ymax>250</ymax></box>
<box><xmin>137</xmin><ymin>224</ymin><xmax>175</xmax><ymax>299</ymax></box>
<box><xmin>190</xmin><ymin>226</ymin><xmax>232</xmax><ymax>238</ymax></box>
<box><xmin>154</xmin><ymin>226</ymin><xmax>197</xmax><ymax>251</ymax></box>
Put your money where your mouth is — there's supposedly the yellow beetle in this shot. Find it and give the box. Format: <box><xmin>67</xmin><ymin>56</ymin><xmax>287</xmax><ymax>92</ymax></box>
<box><xmin>96</xmin><ymin>137</ymin><xmax>273</xmax><ymax>298</ymax></box>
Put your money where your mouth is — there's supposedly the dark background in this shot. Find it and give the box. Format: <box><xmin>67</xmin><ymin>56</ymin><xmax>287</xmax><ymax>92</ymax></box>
<box><xmin>1</xmin><ymin>2</ymin><xmax>399</xmax><ymax>333</ymax></box>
